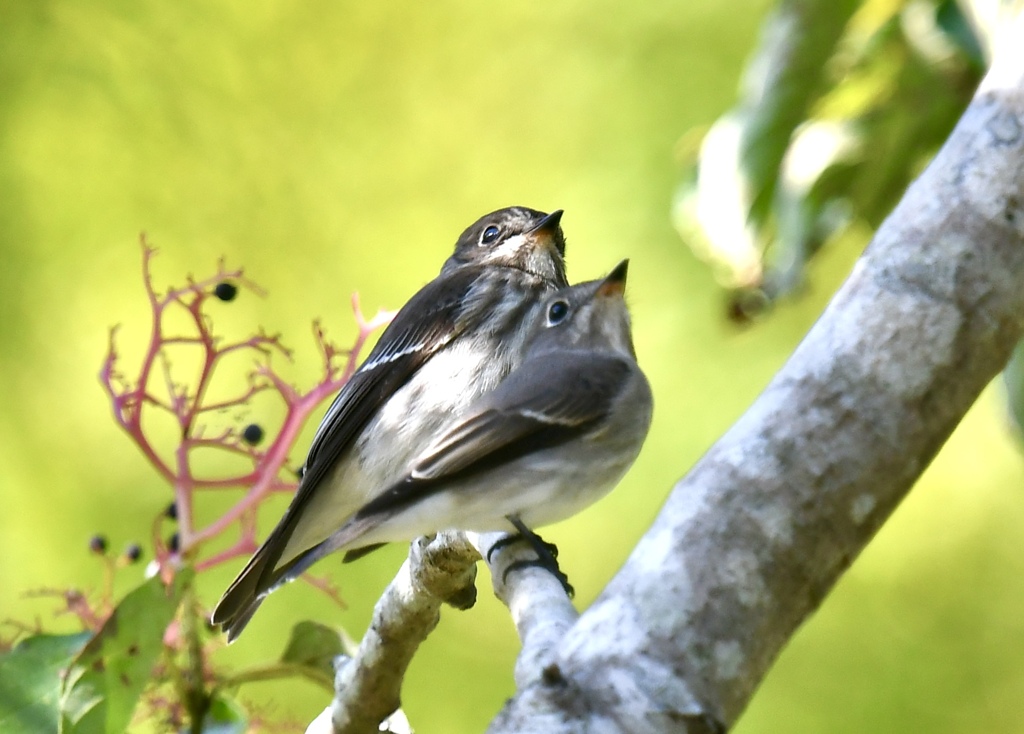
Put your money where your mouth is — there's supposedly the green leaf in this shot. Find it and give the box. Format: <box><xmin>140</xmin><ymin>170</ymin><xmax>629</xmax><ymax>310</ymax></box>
<box><xmin>936</xmin><ymin>0</ymin><xmax>986</xmax><ymax>72</ymax></box>
<box><xmin>58</xmin><ymin>571</ymin><xmax>192</xmax><ymax>734</ymax></box>
<box><xmin>1003</xmin><ymin>342</ymin><xmax>1024</xmax><ymax>441</ymax></box>
<box><xmin>737</xmin><ymin>0</ymin><xmax>860</xmax><ymax>224</ymax></box>
<box><xmin>279</xmin><ymin>620</ymin><xmax>344</xmax><ymax>683</ymax></box>
<box><xmin>677</xmin><ymin>0</ymin><xmax>982</xmax><ymax>310</ymax></box>
<box><xmin>193</xmin><ymin>695</ymin><xmax>247</xmax><ymax>734</ymax></box>
<box><xmin>0</xmin><ymin>632</ymin><xmax>91</xmax><ymax>734</ymax></box>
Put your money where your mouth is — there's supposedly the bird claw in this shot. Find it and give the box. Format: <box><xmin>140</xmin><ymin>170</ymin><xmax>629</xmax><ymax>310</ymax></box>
<box><xmin>486</xmin><ymin>532</ymin><xmax>559</xmax><ymax>562</ymax></box>
<box><xmin>487</xmin><ymin>533</ymin><xmax>523</xmax><ymax>563</ymax></box>
<box><xmin>502</xmin><ymin>558</ymin><xmax>575</xmax><ymax>598</ymax></box>
<box><xmin>490</xmin><ymin>517</ymin><xmax>574</xmax><ymax>598</ymax></box>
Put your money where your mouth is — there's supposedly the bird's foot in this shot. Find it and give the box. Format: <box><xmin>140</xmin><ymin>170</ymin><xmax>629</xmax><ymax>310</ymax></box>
<box><xmin>486</xmin><ymin>532</ymin><xmax>558</xmax><ymax>561</ymax></box>
<box><xmin>489</xmin><ymin>516</ymin><xmax>574</xmax><ymax>598</ymax></box>
<box><xmin>502</xmin><ymin>558</ymin><xmax>574</xmax><ymax>598</ymax></box>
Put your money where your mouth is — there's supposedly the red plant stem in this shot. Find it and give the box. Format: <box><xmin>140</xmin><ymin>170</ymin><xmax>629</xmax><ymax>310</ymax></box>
<box><xmin>100</xmin><ymin>370</ymin><xmax>177</xmax><ymax>485</ymax></box>
<box><xmin>186</xmin><ymin>380</ymin><xmax>342</xmax><ymax>548</ymax></box>
<box><xmin>187</xmin><ymin>299</ymin><xmax>393</xmax><ymax>551</ymax></box>
<box><xmin>194</xmin><ymin>538</ymin><xmax>259</xmax><ymax>572</ymax></box>
<box><xmin>102</xmin><ymin>238</ymin><xmax>395</xmax><ymax>572</ymax></box>
<box><xmin>175</xmin><ymin>298</ymin><xmax>218</xmax><ymax>545</ymax></box>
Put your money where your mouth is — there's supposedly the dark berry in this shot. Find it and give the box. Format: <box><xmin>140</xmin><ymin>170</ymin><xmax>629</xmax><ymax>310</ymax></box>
<box><xmin>167</xmin><ymin>532</ymin><xmax>180</xmax><ymax>554</ymax></box>
<box><xmin>124</xmin><ymin>543</ymin><xmax>143</xmax><ymax>563</ymax></box>
<box><xmin>214</xmin><ymin>282</ymin><xmax>238</xmax><ymax>302</ymax></box>
<box><xmin>89</xmin><ymin>535</ymin><xmax>108</xmax><ymax>555</ymax></box>
<box><xmin>725</xmin><ymin>288</ymin><xmax>768</xmax><ymax>325</ymax></box>
<box><xmin>242</xmin><ymin>423</ymin><xmax>264</xmax><ymax>446</ymax></box>
<box><xmin>165</xmin><ymin>502</ymin><xmax>178</xmax><ymax>521</ymax></box>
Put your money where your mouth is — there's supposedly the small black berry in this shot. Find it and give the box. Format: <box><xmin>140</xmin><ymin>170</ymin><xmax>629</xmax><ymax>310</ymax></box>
<box><xmin>89</xmin><ymin>535</ymin><xmax>108</xmax><ymax>555</ymax></box>
<box><xmin>167</xmin><ymin>532</ymin><xmax>180</xmax><ymax>554</ymax></box>
<box><xmin>165</xmin><ymin>502</ymin><xmax>178</xmax><ymax>521</ymax></box>
<box><xmin>214</xmin><ymin>282</ymin><xmax>238</xmax><ymax>302</ymax></box>
<box><xmin>242</xmin><ymin>423</ymin><xmax>264</xmax><ymax>446</ymax></box>
<box><xmin>725</xmin><ymin>288</ymin><xmax>769</xmax><ymax>326</ymax></box>
<box><xmin>124</xmin><ymin>543</ymin><xmax>143</xmax><ymax>563</ymax></box>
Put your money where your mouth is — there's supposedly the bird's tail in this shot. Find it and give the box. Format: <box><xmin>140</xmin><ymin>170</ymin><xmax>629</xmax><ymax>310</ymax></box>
<box><xmin>211</xmin><ymin>542</ymin><xmax>277</xmax><ymax>642</ymax></box>
<box><xmin>212</xmin><ymin>515</ymin><xmax>382</xmax><ymax>641</ymax></box>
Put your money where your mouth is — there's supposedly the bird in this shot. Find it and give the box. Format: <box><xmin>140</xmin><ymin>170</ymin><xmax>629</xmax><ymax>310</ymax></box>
<box><xmin>268</xmin><ymin>260</ymin><xmax>653</xmax><ymax>594</ymax></box>
<box><xmin>213</xmin><ymin>206</ymin><xmax>569</xmax><ymax>640</ymax></box>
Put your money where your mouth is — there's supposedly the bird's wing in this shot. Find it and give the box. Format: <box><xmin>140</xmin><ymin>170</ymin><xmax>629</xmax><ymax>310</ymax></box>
<box><xmin>352</xmin><ymin>352</ymin><xmax>633</xmax><ymax>519</ymax></box>
<box><xmin>303</xmin><ymin>266</ymin><xmax>484</xmax><ymax>484</ymax></box>
<box><xmin>212</xmin><ymin>266</ymin><xmax>484</xmax><ymax>637</ymax></box>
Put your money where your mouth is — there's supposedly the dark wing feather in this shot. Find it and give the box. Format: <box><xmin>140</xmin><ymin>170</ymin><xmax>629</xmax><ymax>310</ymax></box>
<box><xmin>353</xmin><ymin>352</ymin><xmax>632</xmax><ymax>520</ymax></box>
<box><xmin>302</xmin><ymin>266</ymin><xmax>485</xmax><ymax>489</ymax></box>
<box><xmin>212</xmin><ymin>266</ymin><xmax>484</xmax><ymax>638</ymax></box>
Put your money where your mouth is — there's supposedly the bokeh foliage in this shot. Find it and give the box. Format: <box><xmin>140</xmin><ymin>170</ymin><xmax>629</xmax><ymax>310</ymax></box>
<box><xmin>673</xmin><ymin>0</ymin><xmax>985</xmax><ymax>307</ymax></box>
<box><xmin>2</xmin><ymin>1</ymin><xmax>1024</xmax><ymax>732</ymax></box>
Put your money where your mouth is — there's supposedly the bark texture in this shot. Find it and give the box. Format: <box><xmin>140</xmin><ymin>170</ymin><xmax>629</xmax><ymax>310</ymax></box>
<box><xmin>467</xmin><ymin>531</ymin><xmax>580</xmax><ymax>689</ymax></box>
<box><xmin>326</xmin><ymin>532</ymin><xmax>478</xmax><ymax>734</ymax></box>
<box><xmin>487</xmin><ymin>44</ymin><xmax>1024</xmax><ymax>734</ymax></box>
<box><xmin>307</xmin><ymin>530</ymin><xmax>579</xmax><ymax>734</ymax></box>
<box><xmin>313</xmin><ymin>39</ymin><xmax>1024</xmax><ymax>734</ymax></box>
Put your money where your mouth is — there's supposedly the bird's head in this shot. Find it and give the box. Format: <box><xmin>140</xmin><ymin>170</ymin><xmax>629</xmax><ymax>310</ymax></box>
<box><xmin>443</xmin><ymin>206</ymin><xmax>568</xmax><ymax>286</ymax></box>
<box><xmin>528</xmin><ymin>260</ymin><xmax>635</xmax><ymax>358</ymax></box>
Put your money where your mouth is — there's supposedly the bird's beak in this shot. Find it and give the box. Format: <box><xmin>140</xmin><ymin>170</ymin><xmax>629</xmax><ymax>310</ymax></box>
<box><xmin>526</xmin><ymin>209</ymin><xmax>565</xmax><ymax>256</ymax></box>
<box><xmin>597</xmin><ymin>259</ymin><xmax>629</xmax><ymax>297</ymax></box>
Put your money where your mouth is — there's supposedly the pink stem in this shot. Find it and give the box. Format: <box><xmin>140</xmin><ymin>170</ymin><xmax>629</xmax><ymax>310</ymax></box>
<box><xmin>102</xmin><ymin>242</ymin><xmax>395</xmax><ymax>570</ymax></box>
<box><xmin>187</xmin><ymin>379</ymin><xmax>342</xmax><ymax>547</ymax></box>
<box><xmin>187</xmin><ymin>296</ymin><xmax>392</xmax><ymax>551</ymax></box>
<box><xmin>194</xmin><ymin>538</ymin><xmax>259</xmax><ymax>572</ymax></box>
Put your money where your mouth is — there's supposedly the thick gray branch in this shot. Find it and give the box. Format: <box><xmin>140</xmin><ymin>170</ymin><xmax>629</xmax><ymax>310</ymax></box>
<box><xmin>487</xmin><ymin>41</ymin><xmax>1024</xmax><ymax>734</ymax></box>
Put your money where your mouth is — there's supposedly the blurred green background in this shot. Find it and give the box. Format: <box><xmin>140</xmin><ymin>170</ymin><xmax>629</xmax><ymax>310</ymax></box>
<box><xmin>2</xmin><ymin>1</ymin><xmax>1024</xmax><ymax>732</ymax></box>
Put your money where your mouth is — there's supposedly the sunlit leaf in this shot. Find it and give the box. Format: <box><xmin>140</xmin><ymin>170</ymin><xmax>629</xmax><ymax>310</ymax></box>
<box><xmin>678</xmin><ymin>0</ymin><xmax>980</xmax><ymax>311</ymax></box>
<box><xmin>0</xmin><ymin>632</ymin><xmax>91</xmax><ymax>734</ymax></box>
<box><xmin>936</xmin><ymin>0</ymin><xmax>986</xmax><ymax>71</ymax></box>
<box><xmin>193</xmin><ymin>695</ymin><xmax>248</xmax><ymax>734</ymax></box>
<box><xmin>58</xmin><ymin>571</ymin><xmax>191</xmax><ymax>734</ymax></box>
<box><xmin>739</xmin><ymin>0</ymin><xmax>860</xmax><ymax>224</ymax></box>
<box><xmin>280</xmin><ymin>620</ymin><xmax>345</xmax><ymax>685</ymax></box>
<box><xmin>1003</xmin><ymin>342</ymin><xmax>1024</xmax><ymax>441</ymax></box>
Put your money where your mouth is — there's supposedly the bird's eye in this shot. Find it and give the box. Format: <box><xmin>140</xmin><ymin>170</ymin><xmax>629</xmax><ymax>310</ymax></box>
<box><xmin>480</xmin><ymin>225</ymin><xmax>501</xmax><ymax>245</ymax></box>
<box><xmin>547</xmin><ymin>300</ymin><xmax>570</xmax><ymax>325</ymax></box>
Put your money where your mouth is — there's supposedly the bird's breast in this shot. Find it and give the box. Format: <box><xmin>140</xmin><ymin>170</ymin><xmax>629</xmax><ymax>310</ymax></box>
<box><xmin>352</xmin><ymin>337</ymin><xmax>516</xmax><ymax>489</ymax></box>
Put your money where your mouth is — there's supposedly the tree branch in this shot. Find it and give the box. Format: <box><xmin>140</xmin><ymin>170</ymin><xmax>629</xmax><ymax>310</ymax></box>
<box><xmin>302</xmin><ymin>30</ymin><xmax>1024</xmax><ymax>734</ymax></box>
<box><xmin>309</xmin><ymin>532</ymin><xmax>479</xmax><ymax>734</ymax></box>
<box><xmin>466</xmin><ymin>532</ymin><xmax>579</xmax><ymax>690</ymax></box>
<box><xmin>305</xmin><ymin>530</ymin><xmax>583</xmax><ymax>733</ymax></box>
<box><xmin>487</xmin><ymin>27</ymin><xmax>1024</xmax><ymax>734</ymax></box>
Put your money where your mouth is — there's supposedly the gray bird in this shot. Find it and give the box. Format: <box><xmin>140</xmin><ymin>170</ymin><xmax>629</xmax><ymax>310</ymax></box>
<box><xmin>319</xmin><ymin>260</ymin><xmax>653</xmax><ymax>564</ymax></box>
<box><xmin>221</xmin><ymin>260</ymin><xmax>651</xmax><ymax>632</ymax></box>
<box><xmin>214</xmin><ymin>206</ymin><xmax>568</xmax><ymax>640</ymax></box>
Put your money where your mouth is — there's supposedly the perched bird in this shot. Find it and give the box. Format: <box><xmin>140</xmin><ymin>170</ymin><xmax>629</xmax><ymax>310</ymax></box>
<box><xmin>270</xmin><ymin>260</ymin><xmax>653</xmax><ymax>590</ymax></box>
<box><xmin>214</xmin><ymin>206</ymin><xmax>569</xmax><ymax>640</ymax></box>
